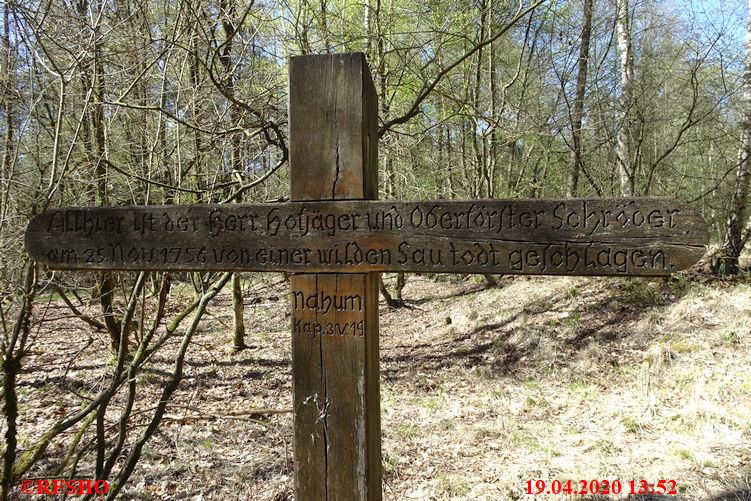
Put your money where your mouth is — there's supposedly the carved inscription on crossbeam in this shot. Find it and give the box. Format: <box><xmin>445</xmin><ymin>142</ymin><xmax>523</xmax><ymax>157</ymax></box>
<box><xmin>25</xmin><ymin>198</ymin><xmax>708</xmax><ymax>276</ymax></box>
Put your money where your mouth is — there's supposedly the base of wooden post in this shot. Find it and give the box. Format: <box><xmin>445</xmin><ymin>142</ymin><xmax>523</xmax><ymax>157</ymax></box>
<box><xmin>291</xmin><ymin>273</ymin><xmax>381</xmax><ymax>500</ymax></box>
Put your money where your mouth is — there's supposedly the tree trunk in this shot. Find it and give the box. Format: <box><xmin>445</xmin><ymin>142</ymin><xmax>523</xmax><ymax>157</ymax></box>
<box><xmin>1</xmin><ymin>0</ymin><xmax>13</xmax><ymax>219</ymax></box>
<box><xmin>364</xmin><ymin>0</ymin><xmax>373</xmax><ymax>57</ymax></box>
<box><xmin>374</xmin><ymin>1</ymin><xmax>408</xmax><ymax>306</ymax></box>
<box><xmin>446</xmin><ymin>116</ymin><xmax>455</xmax><ymax>197</ymax></box>
<box><xmin>218</xmin><ymin>1</ymin><xmax>250</xmax><ymax>344</ymax></box>
<box><xmin>379</xmin><ymin>278</ymin><xmax>402</xmax><ymax>308</ymax></box>
<box><xmin>488</xmin><ymin>1</ymin><xmax>500</xmax><ymax>199</ymax></box>
<box><xmin>719</xmin><ymin>0</ymin><xmax>751</xmax><ymax>274</ymax></box>
<box><xmin>471</xmin><ymin>0</ymin><xmax>487</xmax><ymax>197</ymax></box>
<box><xmin>1</xmin><ymin>355</ymin><xmax>19</xmax><ymax>501</ymax></box>
<box><xmin>232</xmin><ymin>274</ymin><xmax>247</xmax><ymax>351</ymax></box>
<box><xmin>319</xmin><ymin>0</ymin><xmax>331</xmax><ymax>51</ymax></box>
<box><xmin>615</xmin><ymin>0</ymin><xmax>635</xmax><ymax>196</ymax></box>
<box><xmin>0</xmin><ymin>265</ymin><xmax>36</xmax><ymax>501</ymax></box>
<box><xmin>567</xmin><ymin>0</ymin><xmax>594</xmax><ymax>197</ymax></box>
<box><xmin>394</xmin><ymin>272</ymin><xmax>406</xmax><ymax>302</ymax></box>
<box><xmin>85</xmin><ymin>0</ymin><xmax>120</xmax><ymax>354</ymax></box>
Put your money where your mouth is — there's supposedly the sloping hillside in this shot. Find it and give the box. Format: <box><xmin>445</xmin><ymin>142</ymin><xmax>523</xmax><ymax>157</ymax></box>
<box><xmin>14</xmin><ymin>273</ymin><xmax>751</xmax><ymax>500</ymax></box>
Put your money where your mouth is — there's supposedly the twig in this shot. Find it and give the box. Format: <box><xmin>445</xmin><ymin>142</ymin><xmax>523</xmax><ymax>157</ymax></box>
<box><xmin>162</xmin><ymin>407</ymin><xmax>292</xmax><ymax>427</ymax></box>
<box><xmin>52</xmin><ymin>284</ymin><xmax>105</xmax><ymax>331</ymax></box>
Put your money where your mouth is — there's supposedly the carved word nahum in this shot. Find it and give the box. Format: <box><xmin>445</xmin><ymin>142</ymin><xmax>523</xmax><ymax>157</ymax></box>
<box><xmin>291</xmin><ymin>290</ymin><xmax>364</xmax><ymax>314</ymax></box>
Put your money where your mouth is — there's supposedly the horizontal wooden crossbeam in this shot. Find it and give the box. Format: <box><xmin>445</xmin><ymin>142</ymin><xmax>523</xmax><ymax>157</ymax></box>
<box><xmin>26</xmin><ymin>198</ymin><xmax>708</xmax><ymax>276</ymax></box>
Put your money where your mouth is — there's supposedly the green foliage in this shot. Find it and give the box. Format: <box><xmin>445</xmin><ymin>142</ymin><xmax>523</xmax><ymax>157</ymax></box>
<box><xmin>618</xmin><ymin>279</ymin><xmax>665</xmax><ymax>307</ymax></box>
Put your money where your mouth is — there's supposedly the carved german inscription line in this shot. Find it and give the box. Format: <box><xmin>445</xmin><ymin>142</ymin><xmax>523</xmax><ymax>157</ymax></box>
<box><xmin>25</xmin><ymin>198</ymin><xmax>708</xmax><ymax>276</ymax></box>
<box><xmin>293</xmin><ymin>289</ymin><xmax>365</xmax><ymax>337</ymax></box>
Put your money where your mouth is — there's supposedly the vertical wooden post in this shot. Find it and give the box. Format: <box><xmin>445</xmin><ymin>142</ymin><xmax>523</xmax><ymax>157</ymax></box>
<box><xmin>288</xmin><ymin>53</ymin><xmax>381</xmax><ymax>500</ymax></box>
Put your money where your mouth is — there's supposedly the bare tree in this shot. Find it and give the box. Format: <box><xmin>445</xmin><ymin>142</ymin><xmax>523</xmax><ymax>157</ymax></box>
<box><xmin>719</xmin><ymin>0</ymin><xmax>751</xmax><ymax>274</ymax></box>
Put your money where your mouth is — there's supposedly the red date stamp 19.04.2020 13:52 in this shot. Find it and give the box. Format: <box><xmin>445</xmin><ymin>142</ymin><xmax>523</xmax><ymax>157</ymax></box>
<box><xmin>525</xmin><ymin>479</ymin><xmax>679</xmax><ymax>496</ymax></box>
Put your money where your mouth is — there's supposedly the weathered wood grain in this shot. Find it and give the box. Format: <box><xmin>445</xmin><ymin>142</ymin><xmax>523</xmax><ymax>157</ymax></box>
<box><xmin>289</xmin><ymin>54</ymin><xmax>378</xmax><ymax>201</ymax></box>
<box><xmin>289</xmin><ymin>53</ymin><xmax>382</xmax><ymax>501</ymax></box>
<box><xmin>25</xmin><ymin>198</ymin><xmax>708</xmax><ymax>276</ymax></box>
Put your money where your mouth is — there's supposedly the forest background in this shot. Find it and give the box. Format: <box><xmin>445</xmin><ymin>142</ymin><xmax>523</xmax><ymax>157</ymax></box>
<box><xmin>1</xmin><ymin>0</ymin><xmax>751</xmax><ymax>499</ymax></box>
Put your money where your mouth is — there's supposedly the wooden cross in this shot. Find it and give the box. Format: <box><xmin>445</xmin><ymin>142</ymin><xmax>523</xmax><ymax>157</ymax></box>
<box><xmin>25</xmin><ymin>53</ymin><xmax>708</xmax><ymax>500</ymax></box>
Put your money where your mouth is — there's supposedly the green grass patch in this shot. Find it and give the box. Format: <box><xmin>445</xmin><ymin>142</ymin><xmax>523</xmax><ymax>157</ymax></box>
<box><xmin>592</xmin><ymin>439</ymin><xmax>620</xmax><ymax>455</ymax></box>
<box><xmin>614</xmin><ymin>363</ymin><xmax>636</xmax><ymax>376</ymax></box>
<box><xmin>200</xmin><ymin>437</ymin><xmax>213</xmax><ymax>450</ymax></box>
<box><xmin>382</xmin><ymin>452</ymin><xmax>399</xmax><ymax>476</ymax></box>
<box><xmin>525</xmin><ymin>395</ymin><xmax>550</xmax><ymax>408</ymax></box>
<box><xmin>621</xmin><ymin>415</ymin><xmax>641</xmax><ymax>434</ymax></box>
<box><xmin>564</xmin><ymin>311</ymin><xmax>582</xmax><ymax>328</ymax></box>
<box><xmin>437</xmin><ymin>472</ymin><xmax>469</xmax><ymax>497</ymax></box>
<box><xmin>510</xmin><ymin>431</ymin><xmax>541</xmax><ymax>450</ymax></box>
<box><xmin>544</xmin><ymin>446</ymin><xmax>562</xmax><ymax>457</ymax></box>
<box><xmin>439</xmin><ymin>419</ymin><xmax>456</xmax><ymax>431</ymax></box>
<box><xmin>416</xmin><ymin>396</ymin><xmax>441</xmax><ymax>411</ymax></box>
<box><xmin>523</xmin><ymin>379</ymin><xmax>541</xmax><ymax>389</ymax></box>
<box><xmin>721</xmin><ymin>331</ymin><xmax>739</xmax><ymax>344</ymax></box>
<box><xmin>669</xmin><ymin>339</ymin><xmax>699</xmax><ymax>354</ymax></box>
<box><xmin>619</xmin><ymin>279</ymin><xmax>664</xmax><ymax>307</ymax></box>
<box><xmin>568</xmin><ymin>380</ymin><xmax>598</xmax><ymax>397</ymax></box>
<box><xmin>394</xmin><ymin>424</ymin><xmax>421</xmax><ymax>440</ymax></box>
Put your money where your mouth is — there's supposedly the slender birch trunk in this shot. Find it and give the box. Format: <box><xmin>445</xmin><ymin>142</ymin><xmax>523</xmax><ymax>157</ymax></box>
<box><xmin>567</xmin><ymin>0</ymin><xmax>594</xmax><ymax>197</ymax></box>
<box><xmin>615</xmin><ymin>0</ymin><xmax>635</xmax><ymax>196</ymax></box>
